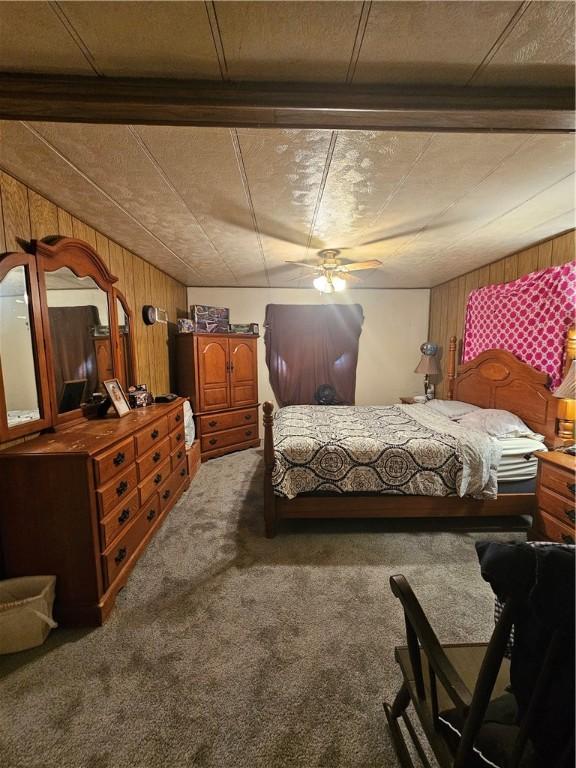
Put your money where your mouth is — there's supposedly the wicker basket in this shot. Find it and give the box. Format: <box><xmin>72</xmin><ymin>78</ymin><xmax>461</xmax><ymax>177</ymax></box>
<box><xmin>0</xmin><ymin>576</ymin><xmax>58</xmax><ymax>654</ymax></box>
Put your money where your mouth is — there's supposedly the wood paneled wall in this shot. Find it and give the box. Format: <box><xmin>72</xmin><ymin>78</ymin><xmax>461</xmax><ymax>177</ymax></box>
<box><xmin>429</xmin><ymin>229</ymin><xmax>575</xmax><ymax>397</ymax></box>
<box><xmin>0</xmin><ymin>168</ymin><xmax>188</xmax><ymax>406</ymax></box>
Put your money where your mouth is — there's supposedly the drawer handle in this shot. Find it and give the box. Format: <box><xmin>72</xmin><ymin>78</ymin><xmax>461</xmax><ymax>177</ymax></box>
<box><xmin>567</xmin><ymin>482</ymin><xmax>575</xmax><ymax>494</ymax></box>
<box><xmin>245</xmin><ymin>430</ymin><xmax>252</xmax><ymax>437</ymax></box>
<box><xmin>561</xmin><ymin>533</ymin><xmax>574</xmax><ymax>545</ymax></box>
<box><xmin>565</xmin><ymin>508</ymin><xmax>576</xmax><ymax>524</ymax></box>
<box><xmin>175</xmin><ymin>432</ymin><xmax>182</xmax><ymax>442</ymax></box>
<box><xmin>151</xmin><ymin>429</ymin><xmax>159</xmax><ymax>439</ymax></box>
<box><xmin>114</xmin><ymin>547</ymin><xmax>127</xmax><ymax>565</ymax></box>
<box><xmin>244</xmin><ymin>414</ymin><xmax>252</xmax><ymax>421</ymax></box>
<box><xmin>180</xmin><ymin>467</ymin><xmax>186</xmax><ymax>477</ymax></box>
<box><xmin>152</xmin><ymin>451</ymin><xmax>161</xmax><ymax>462</ymax></box>
<box><xmin>117</xmin><ymin>508</ymin><xmax>130</xmax><ymax>524</ymax></box>
<box><xmin>116</xmin><ymin>480</ymin><xmax>128</xmax><ymax>497</ymax></box>
<box><xmin>177</xmin><ymin>450</ymin><xmax>183</xmax><ymax>460</ymax></box>
<box><xmin>209</xmin><ymin>438</ymin><xmax>217</xmax><ymax>446</ymax></box>
<box><xmin>175</xmin><ymin>413</ymin><xmax>182</xmax><ymax>422</ymax></box>
<box><xmin>162</xmin><ymin>489</ymin><xmax>171</xmax><ymax>501</ymax></box>
<box><xmin>147</xmin><ymin>508</ymin><xmax>156</xmax><ymax>522</ymax></box>
<box><xmin>209</xmin><ymin>420</ymin><xmax>217</xmax><ymax>427</ymax></box>
<box><xmin>154</xmin><ymin>473</ymin><xmax>163</xmax><ymax>485</ymax></box>
<box><xmin>113</xmin><ymin>451</ymin><xmax>125</xmax><ymax>466</ymax></box>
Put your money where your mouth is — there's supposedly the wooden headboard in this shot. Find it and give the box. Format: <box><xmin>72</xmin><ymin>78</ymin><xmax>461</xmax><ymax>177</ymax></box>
<box><xmin>449</xmin><ymin>347</ymin><xmax>559</xmax><ymax>445</ymax></box>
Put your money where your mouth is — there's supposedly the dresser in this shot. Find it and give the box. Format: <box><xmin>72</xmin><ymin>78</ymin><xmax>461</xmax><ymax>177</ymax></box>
<box><xmin>0</xmin><ymin>399</ymin><xmax>190</xmax><ymax>626</ymax></box>
<box><xmin>176</xmin><ymin>333</ymin><xmax>260</xmax><ymax>461</ymax></box>
<box><xmin>530</xmin><ymin>451</ymin><xmax>575</xmax><ymax>544</ymax></box>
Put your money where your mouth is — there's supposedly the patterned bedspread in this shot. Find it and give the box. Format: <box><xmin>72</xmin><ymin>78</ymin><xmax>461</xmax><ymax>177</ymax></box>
<box><xmin>272</xmin><ymin>404</ymin><xmax>501</xmax><ymax>500</ymax></box>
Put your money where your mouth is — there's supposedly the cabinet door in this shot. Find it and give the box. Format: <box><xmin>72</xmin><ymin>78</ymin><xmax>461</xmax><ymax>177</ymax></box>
<box><xmin>94</xmin><ymin>338</ymin><xmax>114</xmax><ymax>382</ymax></box>
<box><xmin>197</xmin><ymin>336</ymin><xmax>230</xmax><ymax>412</ymax></box>
<box><xmin>229</xmin><ymin>337</ymin><xmax>258</xmax><ymax>408</ymax></box>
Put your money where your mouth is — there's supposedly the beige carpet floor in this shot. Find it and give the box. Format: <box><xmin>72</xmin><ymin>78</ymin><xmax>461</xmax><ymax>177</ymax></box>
<box><xmin>0</xmin><ymin>447</ymin><xmax>525</xmax><ymax>768</ymax></box>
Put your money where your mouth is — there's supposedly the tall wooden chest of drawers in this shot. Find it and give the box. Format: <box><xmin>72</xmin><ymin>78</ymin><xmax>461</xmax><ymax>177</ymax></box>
<box><xmin>176</xmin><ymin>333</ymin><xmax>260</xmax><ymax>461</ymax></box>
<box><xmin>0</xmin><ymin>399</ymin><xmax>190</xmax><ymax>626</ymax></box>
<box><xmin>530</xmin><ymin>451</ymin><xmax>575</xmax><ymax>544</ymax></box>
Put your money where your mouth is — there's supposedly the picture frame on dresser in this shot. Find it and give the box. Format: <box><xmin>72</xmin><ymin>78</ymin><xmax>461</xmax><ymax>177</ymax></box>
<box><xmin>104</xmin><ymin>378</ymin><xmax>131</xmax><ymax>417</ymax></box>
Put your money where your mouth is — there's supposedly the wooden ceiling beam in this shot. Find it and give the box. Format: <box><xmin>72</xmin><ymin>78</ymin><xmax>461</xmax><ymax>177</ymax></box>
<box><xmin>0</xmin><ymin>74</ymin><xmax>573</xmax><ymax>133</ymax></box>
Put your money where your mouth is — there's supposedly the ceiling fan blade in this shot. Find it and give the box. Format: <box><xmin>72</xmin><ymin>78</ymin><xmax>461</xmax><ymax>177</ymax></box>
<box><xmin>339</xmin><ymin>259</ymin><xmax>382</xmax><ymax>272</ymax></box>
<box><xmin>339</xmin><ymin>272</ymin><xmax>362</xmax><ymax>284</ymax></box>
<box><xmin>284</xmin><ymin>261</ymin><xmax>322</xmax><ymax>271</ymax></box>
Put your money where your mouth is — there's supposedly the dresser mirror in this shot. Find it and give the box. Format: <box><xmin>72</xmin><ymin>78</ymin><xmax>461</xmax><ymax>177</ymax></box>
<box><xmin>45</xmin><ymin>267</ymin><xmax>112</xmax><ymax>415</ymax></box>
<box><xmin>0</xmin><ymin>237</ymin><xmax>136</xmax><ymax>441</ymax></box>
<box><xmin>0</xmin><ymin>264</ymin><xmax>42</xmax><ymax>429</ymax></box>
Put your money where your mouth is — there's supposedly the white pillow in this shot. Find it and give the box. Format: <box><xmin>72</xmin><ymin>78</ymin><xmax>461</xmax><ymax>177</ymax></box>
<box><xmin>424</xmin><ymin>399</ymin><xmax>481</xmax><ymax>420</ymax></box>
<box><xmin>456</xmin><ymin>409</ymin><xmax>537</xmax><ymax>439</ymax></box>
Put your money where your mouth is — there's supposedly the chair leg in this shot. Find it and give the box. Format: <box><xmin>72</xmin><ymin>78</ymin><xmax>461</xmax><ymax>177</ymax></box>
<box><xmin>384</xmin><ymin>683</ymin><xmax>416</xmax><ymax>768</ymax></box>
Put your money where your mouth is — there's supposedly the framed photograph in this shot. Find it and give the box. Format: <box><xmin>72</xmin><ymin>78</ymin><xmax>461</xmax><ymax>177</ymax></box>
<box><xmin>103</xmin><ymin>378</ymin><xmax>131</xmax><ymax>418</ymax></box>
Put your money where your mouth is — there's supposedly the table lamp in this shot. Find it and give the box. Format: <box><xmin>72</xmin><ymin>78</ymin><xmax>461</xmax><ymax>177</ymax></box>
<box><xmin>554</xmin><ymin>359</ymin><xmax>576</xmax><ymax>440</ymax></box>
<box><xmin>414</xmin><ymin>342</ymin><xmax>440</xmax><ymax>400</ymax></box>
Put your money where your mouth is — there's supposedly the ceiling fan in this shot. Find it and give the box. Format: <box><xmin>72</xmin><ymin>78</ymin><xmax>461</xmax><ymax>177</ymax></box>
<box><xmin>285</xmin><ymin>249</ymin><xmax>382</xmax><ymax>293</ymax></box>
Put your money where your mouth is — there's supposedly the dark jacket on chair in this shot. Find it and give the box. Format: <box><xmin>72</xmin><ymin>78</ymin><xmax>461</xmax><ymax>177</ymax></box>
<box><xmin>475</xmin><ymin>541</ymin><xmax>575</xmax><ymax>767</ymax></box>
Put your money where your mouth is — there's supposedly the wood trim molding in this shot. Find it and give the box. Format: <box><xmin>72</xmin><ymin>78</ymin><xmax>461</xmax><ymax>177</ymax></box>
<box><xmin>0</xmin><ymin>74</ymin><xmax>573</xmax><ymax>133</ymax></box>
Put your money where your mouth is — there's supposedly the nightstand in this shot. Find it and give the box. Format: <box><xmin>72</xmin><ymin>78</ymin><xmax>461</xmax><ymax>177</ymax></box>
<box><xmin>529</xmin><ymin>451</ymin><xmax>575</xmax><ymax>544</ymax></box>
<box><xmin>399</xmin><ymin>397</ymin><xmax>417</xmax><ymax>404</ymax></box>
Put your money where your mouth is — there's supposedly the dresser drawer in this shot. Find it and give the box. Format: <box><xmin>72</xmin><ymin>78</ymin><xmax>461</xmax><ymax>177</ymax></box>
<box><xmin>141</xmin><ymin>492</ymin><xmax>161</xmax><ymax>530</ymax></box>
<box><xmin>538</xmin><ymin>486</ymin><xmax>576</xmax><ymax>527</ymax></box>
<box><xmin>540</xmin><ymin>460</ymin><xmax>576</xmax><ymax>501</ymax></box>
<box><xmin>534</xmin><ymin>508</ymin><xmax>575</xmax><ymax>545</ymax></box>
<box><xmin>171</xmin><ymin>444</ymin><xmax>186</xmax><ymax>472</ymax></box>
<box><xmin>94</xmin><ymin>437</ymin><xmax>135</xmax><ymax>487</ymax></box>
<box><xmin>97</xmin><ymin>465</ymin><xmax>138</xmax><ymax>519</ymax></box>
<box><xmin>139</xmin><ymin>457</ymin><xmax>171</xmax><ymax>506</ymax></box>
<box><xmin>201</xmin><ymin>424</ymin><xmax>258</xmax><ymax>453</ymax></box>
<box><xmin>168</xmin><ymin>406</ymin><xmax>185</xmax><ymax>432</ymax></box>
<box><xmin>135</xmin><ymin>417</ymin><xmax>169</xmax><ymax>456</ymax></box>
<box><xmin>169</xmin><ymin>428</ymin><xmax>185</xmax><ymax>452</ymax></box>
<box><xmin>200</xmin><ymin>407</ymin><xmax>258</xmax><ymax>435</ymax></box>
<box><xmin>102</xmin><ymin>510</ymin><xmax>148</xmax><ymax>587</ymax></box>
<box><xmin>99</xmin><ymin>490</ymin><xmax>140</xmax><ymax>549</ymax></box>
<box><xmin>158</xmin><ymin>466</ymin><xmax>188</xmax><ymax>512</ymax></box>
<box><xmin>136</xmin><ymin>437</ymin><xmax>170</xmax><ymax>481</ymax></box>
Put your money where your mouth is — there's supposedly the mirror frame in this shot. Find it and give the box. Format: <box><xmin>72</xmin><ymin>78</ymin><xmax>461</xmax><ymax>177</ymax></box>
<box><xmin>113</xmin><ymin>289</ymin><xmax>137</xmax><ymax>393</ymax></box>
<box><xmin>0</xmin><ymin>252</ymin><xmax>53</xmax><ymax>442</ymax></box>
<box><xmin>0</xmin><ymin>237</ymin><xmax>137</xmax><ymax>440</ymax></box>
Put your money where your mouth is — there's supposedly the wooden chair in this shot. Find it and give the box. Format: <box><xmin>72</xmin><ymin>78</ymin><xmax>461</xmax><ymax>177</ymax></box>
<box><xmin>384</xmin><ymin>574</ymin><xmax>573</xmax><ymax>768</ymax></box>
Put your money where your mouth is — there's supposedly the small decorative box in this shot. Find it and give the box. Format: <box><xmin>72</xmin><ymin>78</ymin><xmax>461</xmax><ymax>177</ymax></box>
<box><xmin>190</xmin><ymin>305</ymin><xmax>230</xmax><ymax>333</ymax></box>
<box><xmin>177</xmin><ymin>318</ymin><xmax>195</xmax><ymax>334</ymax></box>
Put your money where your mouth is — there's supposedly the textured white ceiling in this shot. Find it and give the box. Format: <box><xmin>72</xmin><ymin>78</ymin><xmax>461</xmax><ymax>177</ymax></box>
<box><xmin>0</xmin><ymin>1</ymin><xmax>574</xmax><ymax>288</ymax></box>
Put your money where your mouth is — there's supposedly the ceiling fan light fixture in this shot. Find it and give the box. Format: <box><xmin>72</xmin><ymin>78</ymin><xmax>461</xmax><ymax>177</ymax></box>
<box><xmin>313</xmin><ymin>274</ymin><xmax>330</xmax><ymax>293</ymax></box>
<box><xmin>331</xmin><ymin>275</ymin><xmax>346</xmax><ymax>292</ymax></box>
<box><xmin>313</xmin><ymin>274</ymin><xmax>346</xmax><ymax>293</ymax></box>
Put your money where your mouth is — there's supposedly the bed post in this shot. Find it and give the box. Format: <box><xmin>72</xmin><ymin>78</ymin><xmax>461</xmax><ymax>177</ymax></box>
<box><xmin>262</xmin><ymin>401</ymin><xmax>277</xmax><ymax>538</ymax></box>
<box><xmin>563</xmin><ymin>325</ymin><xmax>576</xmax><ymax>375</ymax></box>
<box><xmin>447</xmin><ymin>336</ymin><xmax>457</xmax><ymax>400</ymax></box>
<box><xmin>557</xmin><ymin>326</ymin><xmax>576</xmax><ymax>441</ymax></box>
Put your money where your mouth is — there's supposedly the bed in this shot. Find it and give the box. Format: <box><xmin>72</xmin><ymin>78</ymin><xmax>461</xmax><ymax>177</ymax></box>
<box><xmin>262</xmin><ymin>339</ymin><xmax>571</xmax><ymax>537</ymax></box>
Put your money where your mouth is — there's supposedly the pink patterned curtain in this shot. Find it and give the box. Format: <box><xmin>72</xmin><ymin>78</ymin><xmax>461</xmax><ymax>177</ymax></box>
<box><xmin>462</xmin><ymin>262</ymin><xmax>576</xmax><ymax>389</ymax></box>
